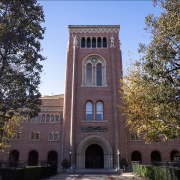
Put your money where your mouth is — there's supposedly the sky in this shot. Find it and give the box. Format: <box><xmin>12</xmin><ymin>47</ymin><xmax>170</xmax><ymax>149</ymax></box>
<box><xmin>37</xmin><ymin>1</ymin><xmax>162</xmax><ymax>97</ymax></box>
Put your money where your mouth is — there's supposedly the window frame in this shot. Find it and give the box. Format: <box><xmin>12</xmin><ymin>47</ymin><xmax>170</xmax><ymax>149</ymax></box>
<box><xmin>48</xmin><ymin>131</ymin><xmax>59</xmax><ymax>141</ymax></box>
<box><xmin>130</xmin><ymin>132</ymin><xmax>141</xmax><ymax>141</ymax></box>
<box><xmin>30</xmin><ymin>131</ymin><xmax>40</xmax><ymax>141</ymax></box>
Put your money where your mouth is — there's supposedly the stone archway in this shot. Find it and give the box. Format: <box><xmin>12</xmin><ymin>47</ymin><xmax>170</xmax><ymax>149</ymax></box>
<box><xmin>76</xmin><ymin>135</ymin><xmax>113</xmax><ymax>168</ymax></box>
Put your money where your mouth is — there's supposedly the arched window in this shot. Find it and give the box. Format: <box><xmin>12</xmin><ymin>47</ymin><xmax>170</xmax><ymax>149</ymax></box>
<box><xmin>46</xmin><ymin>114</ymin><xmax>50</xmax><ymax>122</ymax></box>
<box><xmin>130</xmin><ymin>132</ymin><xmax>140</xmax><ymax>141</ymax></box>
<box><xmin>86</xmin><ymin>102</ymin><xmax>93</xmax><ymax>120</ymax></box>
<box><xmin>92</xmin><ymin>37</ymin><xmax>96</xmax><ymax>48</ymax></box>
<box><xmin>28</xmin><ymin>151</ymin><xmax>38</xmax><ymax>166</ymax></box>
<box><xmin>33</xmin><ymin>117</ymin><xmax>36</xmax><ymax>122</ymax></box>
<box><xmin>31</xmin><ymin>131</ymin><xmax>35</xmax><ymax>140</ymax></box>
<box><xmin>37</xmin><ymin>115</ymin><xmax>41</xmax><ymax>122</ymax></box>
<box><xmin>86</xmin><ymin>64</ymin><xmax>92</xmax><ymax>86</ymax></box>
<box><xmin>87</xmin><ymin>37</ymin><xmax>91</xmax><ymax>48</ymax></box>
<box><xmin>96</xmin><ymin>102</ymin><xmax>103</xmax><ymax>120</ymax></box>
<box><xmin>51</xmin><ymin>115</ymin><xmax>54</xmax><ymax>122</ymax></box>
<box><xmin>48</xmin><ymin>131</ymin><xmax>59</xmax><ymax>141</ymax></box>
<box><xmin>82</xmin><ymin>56</ymin><xmax>107</xmax><ymax>87</ymax></box>
<box><xmin>103</xmin><ymin>37</ymin><xmax>107</xmax><ymax>48</ymax></box>
<box><xmin>49</xmin><ymin>132</ymin><xmax>53</xmax><ymax>140</ymax></box>
<box><xmin>97</xmin><ymin>64</ymin><xmax>102</xmax><ymax>86</ymax></box>
<box><xmin>42</xmin><ymin>114</ymin><xmax>45</xmax><ymax>122</ymax></box>
<box><xmin>54</xmin><ymin>132</ymin><xmax>59</xmax><ymax>140</ymax></box>
<box><xmin>131</xmin><ymin>151</ymin><xmax>142</xmax><ymax>161</ymax></box>
<box><xmin>81</xmin><ymin>37</ymin><xmax>85</xmax><ymax>48</ymax></box>
<box><xmin>35</xmin><ymin>131</ymin><xmax>40</xmax><ymax>140</ymax></box>
<box><xmin>56</xmin><ymin>115</ymin><xmax>59</xmax><ymax>122</ymax></box>
<box><xmin>17</xmin><ymin>131</ymin><xmax>21</xmax><ymax>140</ymax></box>
<box><xmin>97</xmin><ymin>37</ymin><xmax>101</xmax><ymax>48</ymax></box>
<box><xmin>151</xmin><ymin>151</ymin><xmax>161</xmax><ymax>161</ymax></box>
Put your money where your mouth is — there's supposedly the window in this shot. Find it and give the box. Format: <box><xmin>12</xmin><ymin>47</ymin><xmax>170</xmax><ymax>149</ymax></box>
<box><xmin>82</xmin><ymin>56</ymin><xmax>107</xmax><ymax>87</ymax></box>
<box><xmin>103</xmin><ymin>37</ymin><xmax>107</xmax><ymax>48</ymax></box>
<box><xmin>11</xmin><ymin>131</ymin><xmax>21</xmax><ymax>140</ymax></box>
<box><xmin>80</xmin><ymin>37</ymin><xmax>107</xmax><ymax>48</ymax></box>
<box><xmin>86</xmin><ymin>102</ymin><xmax>93</xmax><ymax>120</ymax></box>
<box><xmin>55</xmin><ymin>115</ymin><xmax>59</xmax><ymax>122</ymax></box>
<box><xmin>81</xmin><ymin>37</ymin><xmax>85</xmax><ymax>48</ymax></box>
<box><xmin>51</xmin><ymin>115</ymin><xmax>54</xmax><ymax>122</ymax></box>
<box><xmin>130</xmin><ymin>132</ymin><xmax>140</xmax><ymax>141</ymax></box>
<box><xmin>37</xmin><ymin>115</ymin><xmax>41</xmax><ymax>122</ymax></box>
<box><xmin>97</xmin><ymin>37</ymin><xmax>101</xmax><ymax>48</ymax></box>
<box><xmin>33</xmin><ymin>117</ymin><xmax>36</xmax><ymax>122</ymax></box>
<box><xmin>97</xmin><ymin>64</ymin><xmax>102</xmax><ymax>86</ymax></box>
<box><xmin>46</xmin><ymin>114</ymin><xmax>50</xmax><ymax>122</ymax></box>
<box><xmin>92</xmin><ymin>37</ymin><xmax>96</xmax><ymax>48</ymax></box>
<box><xmin>86</xmin><ymin>65</ymin><xmax>92</xmax><ymax>86</ymax></box>
<box><xmin>48</xmin><ymin>131</ymin><xmax>59</xmax><ymax>141</ymax></box>
<box><xmin>30</xmin><ymin>131</ymin><xmax>40</xmax><ymax>141</ymax></box>
<box><xmin>87</xmin><ymin>37</ymin><xmax>91</xmax><ymax>48</ymax></box>
<box><xmin>96</xmin><ymin>102</ymin><xmax>103</xmax><ymax>120</ymax></box>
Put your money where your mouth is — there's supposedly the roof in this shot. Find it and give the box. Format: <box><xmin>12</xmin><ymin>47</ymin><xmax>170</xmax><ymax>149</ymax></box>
<box><xmin>40</xmin><ymin>95</ymin><xmax>64</xmax><ymax>107</ymax></box>
<box><xmin>68</xmin><ymin>25</ymin><xmax>120</xmax><ymax>34</ymax></box>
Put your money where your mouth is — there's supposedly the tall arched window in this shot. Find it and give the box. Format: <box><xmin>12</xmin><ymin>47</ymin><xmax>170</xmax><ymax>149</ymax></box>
<box><xmin>86</xmin><ymin>102</ymin><xmax>93</xmax><ymax>120</ymax></box>
<box><xmin>92</xmin><ymin>37</ymin><xmax>96</xmax><ymax>48</ymax></box>
<box><xmin>51</xmin><ymin>114</ymin><xmax>54</xmax><ymax>122</ymax></box>
<box><xmin>96</xmin><ymin>102</ymin><xmax>103</xmax><ymax>120</ymax></box>
<box><xmin>49</xmin><ymin>132</ymin><xmax>53</xmax><ymax>140</ymax></box>
<box><xmin>55</xmin><ymin>115</ymin><xmax>59</xmax><ymax>122</ymax></box>
<box><xmin>81</xmin><ymin>37</ymin><xmax>85</xmax><ymax>48</ymax></box>
<box><xmin>87</xmin><ymin>37</ymin><xmax>91</xmax><ymax>48</ymax></box>
<box><xmin>97</xmin><ymin>64</ymin><xmax>102</xmax><ymax>86</ymax></box>
<box><xmin>31</xmin><ymin>131</ymin><xmax>35</xmax><ymax>140</ymax></box>
<box><xmin>37</xmin><ymin>115</ymin><xmax>41</xmax><ymax>122</ymax></box>
<box><xmin>54</xmin><ymin>132</ymin><xmax>59</xmax><ymax>140</ymax></box>
<box><xmin>86</xmin><ymin>64</ymin><xmax>92</xmax><ymax>86</ymax></box>
<box><xmin>97</xmin><ymin>37</ymin><xmax>101</xmax><ymax>48</ymax></box>
<box><xmin>103</xmin><ymin>37</ymin><xmax>107</xmax><ymax>48</ymax></box>
<box><xmin>35</xmin><ymin>131</ymin><xmax>40</xmax><ymax>140</ymax></box>
<box><xmin>28</xmin><ymin>151</ymin><xmax>38</xmax><ymax>166</ymax></box>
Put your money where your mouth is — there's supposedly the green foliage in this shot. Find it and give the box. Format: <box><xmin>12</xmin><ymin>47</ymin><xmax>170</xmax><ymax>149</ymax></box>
<box><xmin>61</xmin><ymin>159</ymin><xmax>69</xmax><ymax>170</ymax></box>
<box><xmin>0</xmin><ymin>0</ymin><xmax>46</xmax><ymax>152</ymax></box>
<box><xmin>120</xmin><ymin>158</ymin><xmax>128</xmax><ymax>169</ymax></box>
<box><xmin>120</xmin><ymin>0</ymin><xmax>180</xmax><ymax>142</ymax></box>
<box><xmin>132</xmin><ymin>164</ymin><xmax>180</xmax><ymax>180</ymax></box>
<box><xmin>24</xmin><ymin>166</ymin><xmax>41</xmax><ymax>180</ymax></box>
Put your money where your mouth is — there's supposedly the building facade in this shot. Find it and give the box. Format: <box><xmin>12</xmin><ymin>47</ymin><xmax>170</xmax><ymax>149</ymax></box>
<box><xmin>1</xmin><ymin>25</ymin><xmax>180</xmax><ymax>170</ymax></box>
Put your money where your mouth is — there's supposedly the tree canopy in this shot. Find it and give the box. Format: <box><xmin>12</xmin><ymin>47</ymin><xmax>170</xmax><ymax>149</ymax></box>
<box><xmin>120</xmin><ymin>0</ymin><xmax>180</xmax><ymax>142</ymax></box>
<box><xmin>0</xmin><ymin>0</ymin><xmax>46</xmax><ymax>152</ymax></box>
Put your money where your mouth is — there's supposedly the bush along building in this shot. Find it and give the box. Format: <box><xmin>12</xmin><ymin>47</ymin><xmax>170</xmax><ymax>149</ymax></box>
<box><xmin>1</xmin><ymin>25</ymin><xmax>180</xmax><ymax>172</ymax></box>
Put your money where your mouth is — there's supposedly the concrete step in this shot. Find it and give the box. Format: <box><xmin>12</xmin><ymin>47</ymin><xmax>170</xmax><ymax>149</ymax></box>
<box><xmin>74</xmin><ymin>168</ymin><xmax>123</xmax><ymax>173</ymax></box>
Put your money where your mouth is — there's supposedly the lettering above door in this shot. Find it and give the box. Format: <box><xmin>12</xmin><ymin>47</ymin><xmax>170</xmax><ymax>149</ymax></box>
<box><xmin>81</xmin><ymin>126</ymin><xmax>108</xmax><ymax>132</ymax></box>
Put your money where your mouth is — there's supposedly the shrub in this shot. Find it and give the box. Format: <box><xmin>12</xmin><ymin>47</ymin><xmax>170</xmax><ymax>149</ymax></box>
<box><xmin>24</xmin><ymin>166</ymin><xmax>41</xmax><ymax>180</ymax></box>
<box><xmin>61</xmin><ymin>159</ymin><xmax>69</xmax><ymax>170</ymax></box>
<box><xmin>120</xmin><ymin>158</ymin><xmax>128</xmax><ymax>169</ymax></box>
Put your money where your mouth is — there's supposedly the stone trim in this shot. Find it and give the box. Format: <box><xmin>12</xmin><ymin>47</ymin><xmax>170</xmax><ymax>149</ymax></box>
<box><xmin>68</xmin><ymin>25</ymin><xmax>120</xmax><ymax>34</ymax></box>
<box><xmin>76</xmin><ymin>135</ymin><xmax>113</xmax><ymax>168</ymax></box>
<box><xmin>81</xmin><ymin>120</ymin><xmax>108</xmax><ymax>122</ymax></box>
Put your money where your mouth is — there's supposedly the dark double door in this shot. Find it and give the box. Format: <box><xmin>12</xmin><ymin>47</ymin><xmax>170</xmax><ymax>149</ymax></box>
<box><xmin>85</xmin><ymin>144</ymin><xmax>104</xmax><ymax>168</ymax></box>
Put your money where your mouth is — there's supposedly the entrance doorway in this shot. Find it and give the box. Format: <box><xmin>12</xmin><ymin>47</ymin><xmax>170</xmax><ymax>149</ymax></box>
<box><xmin>85</xmin><ymin>144</ymin><xmax>104</xmax><ymax>168</ymax></box>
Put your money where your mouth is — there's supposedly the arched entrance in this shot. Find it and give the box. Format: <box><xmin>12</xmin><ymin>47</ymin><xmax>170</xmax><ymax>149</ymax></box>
<box><xmin>76</xmin><ymin>135</ymin><xmax>113</xmax><ymax>168</ymax></box>
<box><xmin>85</xmin><ymin>144</ymin><xmax>104</xmax><ymax>168</ymax></box>
<box><xmin>9</xmin><ymin>150</ymin><xmax>19</xmax><ymax>166</ymax></box>
<box><xmin>28</xmin><ymin>151</ymin><xmax>38</xmax><ymax>166</ymax></box>
<box><xmin>48</xmin><ymin>151</ymin><xmax>58</xmax><ymax>164</ymax></box>
<box><xmin>151</xmin><ymin>151</ymin><xmax>161</xmax><ymax>161</ymax></box>
<box><xmin>131</xmin><ymin>151</ymin><xmax>142</xmax><ymax>161</ymax></box>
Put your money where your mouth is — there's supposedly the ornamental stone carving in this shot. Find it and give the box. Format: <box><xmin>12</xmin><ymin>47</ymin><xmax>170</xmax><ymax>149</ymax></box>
<box><xmin>110</xmin><ymin>35</ymin><xmax>115</xmax><ymax>48</ymax></box>
<box><xmin>73</xmin><ymin>35</ymin><xmax>78</xmax><ymax>48</ymax></box>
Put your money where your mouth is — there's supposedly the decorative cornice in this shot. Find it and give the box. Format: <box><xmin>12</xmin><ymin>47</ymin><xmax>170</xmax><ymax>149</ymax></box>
<box><xmin>68</xmin><ymin>25</ymin><xmax>120</xmax><ymax>34</ymax></box>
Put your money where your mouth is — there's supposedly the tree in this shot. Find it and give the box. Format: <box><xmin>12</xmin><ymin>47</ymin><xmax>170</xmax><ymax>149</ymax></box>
<box><xmin>0</xmin><ymin>0</ymin><xmax>46</xmax><ymax>151</ymax></box>
<box><xmin>61</xmin><ymin>159</ymin><xmax>69</xmax><ymax>171</ymax></box>
<box><xmin>120</xmin><ymin>0</ymin><xmax>180</xmax><ymax>142</ymax></box>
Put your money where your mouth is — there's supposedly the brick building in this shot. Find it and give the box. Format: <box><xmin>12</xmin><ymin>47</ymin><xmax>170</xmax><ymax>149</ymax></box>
<box><xmin>1</xmin><ymin>25</ymin><xmax>180</xmax><ymax>171</ymax></box>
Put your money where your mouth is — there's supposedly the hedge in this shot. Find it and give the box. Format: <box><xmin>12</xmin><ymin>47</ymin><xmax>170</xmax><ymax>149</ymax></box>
<box><xmin>132</xmin><ymin>164</ymin><xmax>180</xmax><ymax>180</ymax></box>
<box><xmin>0</xmin><ymin>164</ymin><xmax>57</xmax><ymax>180</ymax></box>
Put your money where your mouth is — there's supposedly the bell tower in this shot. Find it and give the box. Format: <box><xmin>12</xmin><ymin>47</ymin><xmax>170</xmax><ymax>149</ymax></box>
<box><xmin>62</xmin><ymin>25</ymin><xmax>125</xmax><ymax>169</ymax></box>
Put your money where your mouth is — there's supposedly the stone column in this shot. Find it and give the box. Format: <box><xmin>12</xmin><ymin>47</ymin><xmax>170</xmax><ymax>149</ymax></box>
<box><xmin>70</xmin><ymin>36</ymin><xmax>78</xmax><ymax>168</ymax></box>
<box><xmin>110</xmin><ymin>42</ymin><xmax>119</xmax><ymax>169</ymax></box>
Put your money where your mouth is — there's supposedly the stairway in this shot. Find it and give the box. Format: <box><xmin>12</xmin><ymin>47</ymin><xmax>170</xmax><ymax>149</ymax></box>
<box><xmin>74</xmin><ymin>168</ymin><xmax>123</xmax><ymax>173</ymax></box>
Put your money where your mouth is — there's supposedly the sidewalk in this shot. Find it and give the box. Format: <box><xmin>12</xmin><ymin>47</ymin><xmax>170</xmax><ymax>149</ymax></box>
<box><xmin>44</xmin><ymin>173</ymin><xmax>150</xmax><ymax>180</ymax></box>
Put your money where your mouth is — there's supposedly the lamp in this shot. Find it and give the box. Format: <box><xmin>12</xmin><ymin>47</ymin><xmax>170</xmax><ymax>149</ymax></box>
<box><xmin>117</xmin><ymin>150</ymin><xmax>120</xmax><ymax>169</ymax></box>
<box><xmin>69</xmin><ymin>150</ymin><xmax>72</xmax><ymax>169</ymax></box>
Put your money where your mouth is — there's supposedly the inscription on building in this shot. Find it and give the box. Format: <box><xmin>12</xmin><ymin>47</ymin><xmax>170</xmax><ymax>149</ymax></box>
<box><xmin>81</xmin><ymin>126</ymin><xmax>108</xmax><ymax>132</ymax></box>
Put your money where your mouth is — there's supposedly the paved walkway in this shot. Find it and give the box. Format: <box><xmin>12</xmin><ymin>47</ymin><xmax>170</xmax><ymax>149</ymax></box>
<box><xmin>45</xmin><ymin>174</ymin><xmax>149</xmax><ymax>180</ymax></box>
